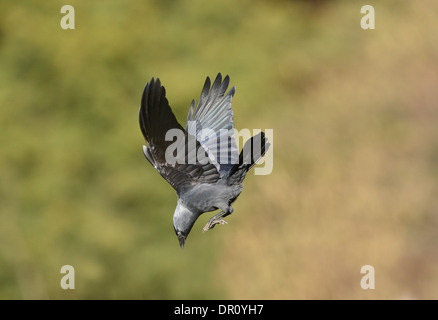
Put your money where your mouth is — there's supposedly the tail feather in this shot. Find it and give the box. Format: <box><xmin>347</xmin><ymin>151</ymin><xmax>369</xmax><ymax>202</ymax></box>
<box><xmin>228</xmin><ymin>132</ymin><xmax>270</xmax><ymax>182</ymax></box>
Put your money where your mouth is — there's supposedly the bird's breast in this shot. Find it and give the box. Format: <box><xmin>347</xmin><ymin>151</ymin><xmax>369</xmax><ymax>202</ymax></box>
<box><xmin>181</xmin><ymin>182</ymin><xmax>242</xmax><ymax>213</ymax></box>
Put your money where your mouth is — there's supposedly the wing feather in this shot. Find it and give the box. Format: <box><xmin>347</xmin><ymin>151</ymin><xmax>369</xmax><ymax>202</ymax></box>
<box><xmin>186</xmin><ymin>73</ymin><xmax>239</xmax><ymax>173</ymax></box>
<box><xmin>139</xmin><ymin>78</ymin><xmax>220</xmax><ymax>194</ymax></box>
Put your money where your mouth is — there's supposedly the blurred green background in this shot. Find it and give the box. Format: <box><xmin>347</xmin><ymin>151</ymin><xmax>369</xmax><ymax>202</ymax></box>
<box><xmin>1</xmin><ymin>0</ymin><xmax>437</xmax><ymax>299</ymax></box>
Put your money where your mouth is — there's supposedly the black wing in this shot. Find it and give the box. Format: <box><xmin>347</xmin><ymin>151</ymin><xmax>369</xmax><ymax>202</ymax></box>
<box><xmin>139</xmin><ymin>78</ymin><xmax>220</xmax><ymax>195</ymax></box>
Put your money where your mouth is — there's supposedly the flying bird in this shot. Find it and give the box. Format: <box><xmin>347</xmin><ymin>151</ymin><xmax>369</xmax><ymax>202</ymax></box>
<box><xmin>139</xmin><ymin>73</ymin><xmax>270</xmax><ymax>248</ymax></box>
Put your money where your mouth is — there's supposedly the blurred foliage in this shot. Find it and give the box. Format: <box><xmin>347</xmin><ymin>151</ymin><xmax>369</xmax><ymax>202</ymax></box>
<box><xmin>0</xmin><ymin>0</ymin><xmax>437</xmax><ymax>299</ymax></box>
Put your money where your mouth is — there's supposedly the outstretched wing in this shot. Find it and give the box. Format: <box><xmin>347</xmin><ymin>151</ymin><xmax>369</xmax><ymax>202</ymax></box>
<box><xmin>139</xmin><ymin>78</ymin><xmax>220</xmax><ymax>195</ymax></box>
<box><xmin>186</xmin><ymin>73</ymin><xmax>239</xmax><ymax>175</ymax></box>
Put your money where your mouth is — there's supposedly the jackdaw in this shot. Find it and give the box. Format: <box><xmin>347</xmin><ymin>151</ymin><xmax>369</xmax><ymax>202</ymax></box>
<box><xmin>139</xmin><ymin>73</ymin><xmax>270</xmax><ymax>248</ymax></box>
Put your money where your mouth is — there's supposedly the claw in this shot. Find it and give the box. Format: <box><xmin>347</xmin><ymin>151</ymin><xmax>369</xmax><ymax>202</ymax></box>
<box><xmin>202</xmin><ymin>218</ymin><xmax>228</xmax><ymax>233</ymax></box>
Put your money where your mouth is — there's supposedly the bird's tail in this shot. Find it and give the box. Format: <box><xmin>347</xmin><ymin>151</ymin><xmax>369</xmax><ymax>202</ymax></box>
<box><xmin>228</xmin><ymin>132</ymin><xmax>270</xmax><ymax>183</ymax></box>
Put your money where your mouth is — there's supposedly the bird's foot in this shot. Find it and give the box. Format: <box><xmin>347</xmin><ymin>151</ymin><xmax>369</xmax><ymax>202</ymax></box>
<box><xmin>202</xmin><ymin>216</ymin><xmax>228</xmax><ymax>233</ymax></box>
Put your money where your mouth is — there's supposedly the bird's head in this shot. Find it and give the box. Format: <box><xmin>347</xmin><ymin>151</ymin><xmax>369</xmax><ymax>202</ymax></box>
<box><xmin>173</xmin><ymin>202</ymin><xmax>198</xmax><ymax>249</ymax></box>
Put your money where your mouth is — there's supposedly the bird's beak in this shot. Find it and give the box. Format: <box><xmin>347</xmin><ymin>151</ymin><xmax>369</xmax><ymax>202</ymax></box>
<box><xmin>177</xmin><ymin>232</ymin><xmax>186</xmax><ymax>249</ymax></box>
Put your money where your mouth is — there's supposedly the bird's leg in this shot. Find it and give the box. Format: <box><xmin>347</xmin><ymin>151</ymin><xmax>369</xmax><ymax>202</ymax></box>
<box><xmin>202</xmin><ymin>211</ymin><xmax>227</xmax><ymax>232</ymax></box>
<box><xmin>202</xmin><ymin>207</ymin><xmax>233</xmax><ymax>232</ymax></box>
